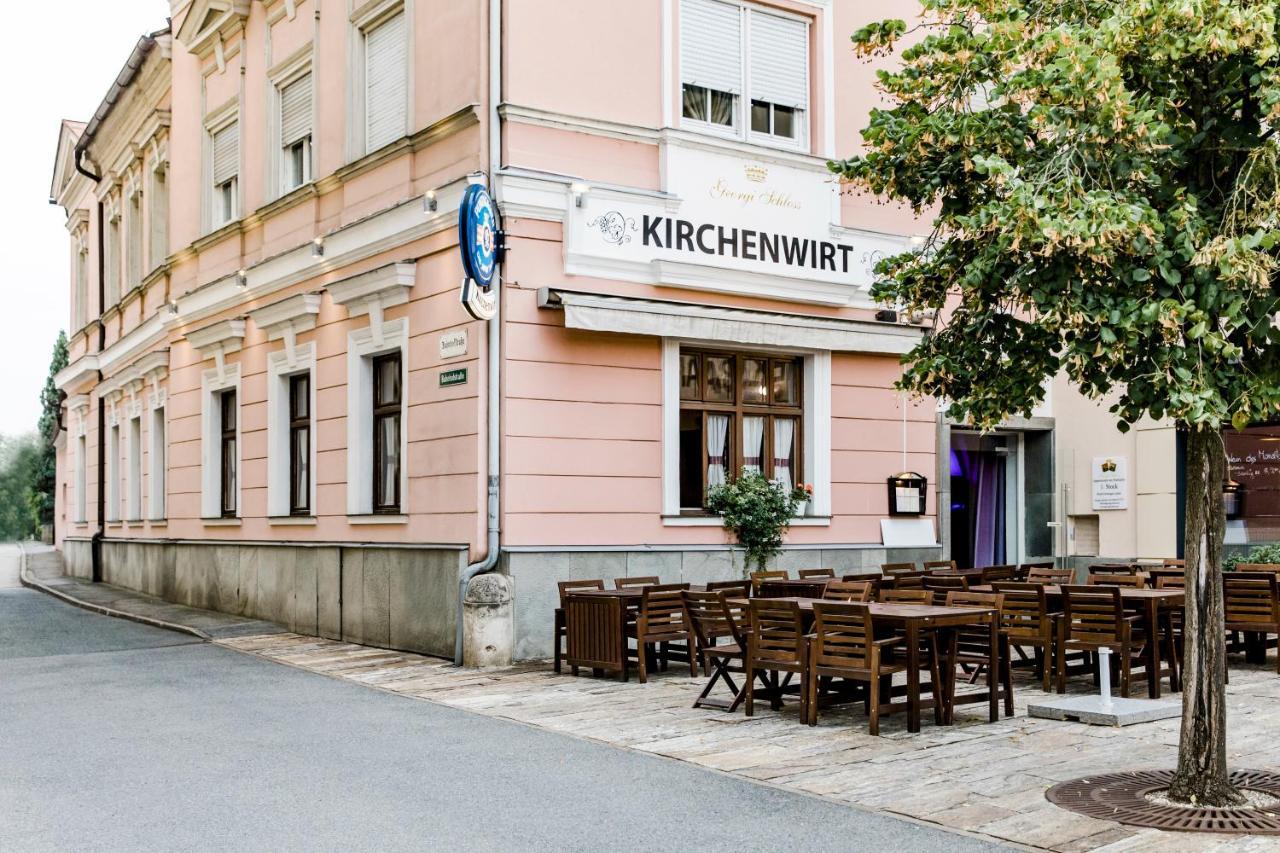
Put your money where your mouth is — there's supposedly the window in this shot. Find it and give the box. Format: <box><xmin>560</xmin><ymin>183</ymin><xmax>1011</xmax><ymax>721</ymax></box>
<box><xmin>372</xmin><ymin>352</ymin><xmax>402</xmax><ymax>513</ymax></box>
<box><xmin>149</xmin><ymin>166</ymin><xmax>168</xmax><ymax>271</ymax></box>
<box><xmin>149</xmin><ymin>406</ymin><xmax>166</xmax><ymax>520</ymax></box>
<box><xmin>677</xmin><ymin>349</ymin><xmax>802</xmax><ymax>511</ymax></box>
<box><xmin>106</xmin><ymin>421</ymin><xmax>120</xmax><ymax>522</ymax></box>
<box><xmin>363</xmin><ymin>11</ymin><xmax>407</xmax><ymax>153</ymax></box>
<box><xmin>288</xmin><ymin>373</ymin><xmax>310</xmax><ymax>515</ymax></box>
<box><xmin>126</xmin><ymin>193</ymin><xmax>143</xmax><ymax>290</ymax></box>
<box><xmin>279</xmin><ymin>72</ymin><xmax>313</xmax><ymax>193</ymax></box>
<box><xmin>105</xmin><ymin>213</ymin><xmax>121</xmax><ymax>307</ymax></box>
<box><xmin>211</xmin><ymin>120</ymin><xmax>239</xmax><ymax>228</ymax></box>
<box><xmin>219</xmin><ymin>389</ymin><xmax>237</xmax><ymax>517</ymax></box>
<box><xmin>73</xmin><ymin>239</ymin><xmax>88</xmax><ymax>328</ymax></box>
<box><xmin>680</xmin><ymin>0</ymin><xmax>809</xmax><ymax>148</ymax></box>
<box><xmin>127</xmin><ymin>416</ymin><xmax>142</xmax><ymax>521</ymax></box>
<box><xmin>74</xmin><ymin>434</ymin><xmax>87</xmax><ymax>523</ymax></box>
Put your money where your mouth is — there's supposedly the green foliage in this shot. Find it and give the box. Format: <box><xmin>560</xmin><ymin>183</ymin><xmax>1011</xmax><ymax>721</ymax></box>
<box><xmin>831</xmin><ymin>0</ymin><xmax>1280</xmax><ymax>432</ymax></box>
<box><xmin>0</xmin><ymin>434</ymin><xmax>41</xmax><ymax>541</ymax></box>
<box><xmin>705</xmin><ymin>471</ymin><xmax>807</xmax><ymax>574</ymax></box>
<box><xmin>1224</xmin><ymin>542</ymin><xmax>1280</xmax><ymax>571</ymax></box>
<box><xmin>33</xmin><ymin>332</ymin><xmax>68</xmax><ymax>531</ymax></box>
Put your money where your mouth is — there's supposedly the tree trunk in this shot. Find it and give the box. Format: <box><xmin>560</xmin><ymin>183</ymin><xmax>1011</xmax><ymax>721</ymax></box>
<box><xmin>1168</xmin><ymin>425</ymin><xmax>1243</xmax><ymax>806</ymax></box>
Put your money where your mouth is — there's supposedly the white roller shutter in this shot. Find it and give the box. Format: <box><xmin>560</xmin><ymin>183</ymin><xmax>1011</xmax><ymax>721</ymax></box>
<box><xmin>211</xmin><ymin>121</ymin><xmax>239</xmax><ymax>185</ymax></box>
<box><xmin>365</xmin><ymin>12</ymin><xmax>407</xmax><ymax>152</ymax></box>
<box><xmin>281</xmin><ymin>72</ymin><xmax>312</xmax><ymax>146</ymax></box>
<box><xmin>748</xmin><ymin>11</ymin><xmax>808</xmax><ymax>109</ymax></box>
<box><xmin>680</xmin><ymin>0</ymin><xmax>742</xmax><ymax>95</ymax></box>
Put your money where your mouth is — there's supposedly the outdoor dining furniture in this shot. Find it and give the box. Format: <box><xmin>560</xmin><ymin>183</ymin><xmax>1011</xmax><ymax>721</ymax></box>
<box><xmin>1224</xmin><ymin>574</ymin><xmax>1280</xmax><ymax>672</ymax></box>
<box><xmin>824</xmin><ymin>580</ymin><xmax>873</xmax><ymax>602</ymax></box>
<box><xmin>1163</xmin><ymin>558</ymin><xmax>1186</xmax><ymax>567</ymax></box>
<box><xmin>923</xmin><ymin>575</ymin><xmax>969</xmax><ymax>597</ymax></box>
<box><xmin>806</xmin><ymin>602</ymin><xmax>909</xmax><ymax>735</ymax></box>
<box><xmin>943</xmin><ymin>591</ymin><xmax>1014</xmax><ymax>718</ymax></box>
<box><xmin>991</xmin><ymin>581</ymin><xmax>1056</xmax><ymax>691</ymax></box>
<box><xmin>879</xmin><ymin>588</ymin><xmax>933</xmax><ymax>605</ymax></box>
<box><xmin>707</xmin><ymin>579</ymin><xmax>750</xmax><ymax>597</ymax></box>
<box><xmin>882</xmin><ymin>570</ymin><xmax>929</xmax><ymax>591</ymax></box>
<box><xmin>749</xmin><ymin>570</ymin><xmax>788</xmax><ymax>594</ymax></box>
<box><xmin>627</xmin><ymin>583</ymin><xmax>694</xmax><ymax>683</ymax></box>
<box><xmin>759</xmin><ymin>579</ymin><xmax>827</xmax><ymax>599</ymax></box>
<box><xmin>682</xmin><ymin>589</ymin><xmax>756</xmax><ymax>711</ymax></box>
<box><xmin>554</xmin><ymin>579</ymin><xmax>605</xmax><ymax>674</ymax></box>
<box><xmin>744</xmin><ymin>599</ymin><xmax>811</xmax><ymax>723</ymax></box>
<box><xmin>980</xmin><ymin>565</ymin><xmax>1017</xmax><ymax>583</ymax></box>
<box><xmin>1155</xmin><ymin>574</ymin><xmax>1185</xmax><ymax>588</ymax></box>
<box><xmin>615</xmin><ymin>576</ymin><xmax>660</xmax><ymax>589</ymax></box>
<box><xmin>841</xmin><ymin>571</ymin><xmax>883</xmax><ymax>583</ymax></box>
<box><xmin>798</xmin><ymin>568</ymin><xmax>836</xmax><ymax>579</ymax></box>
<box><xmin>1087</xmin><ymin>573</ymin><xmax>1146</xmax><ymax>588</ymax></box>
<box><xmin>882</xmin><ymin>562</ymin><xmax>918</xmax><ymax>576</ymax></box>
<box><xmin>1236</xmin><ymin>563</ymin><xmax>1280</xmax><ymax>575</ymax></box>
<box><xmin>1088</xmin><ymin>562</ymin><xmax>1137</xmax><ymax>575</ymax></box>
<box><xmin>1145</xmin><ymin>567</ymin><xmax>1184</xmax><ymax>586</ymax></box>
<box><xmin>1055</xmin><ymin>585</ymin><xmax>1149</xmax><ymax>697</ymax></box>
<box><xmin>1026</xmin><ymin>566</ymin><xmax>1074</xmax><ymax>585</ymax></box>
<box><xmin>925</xmin><ymin>560</ymin><xmax>958</xmax><ymax>572</ymax></box>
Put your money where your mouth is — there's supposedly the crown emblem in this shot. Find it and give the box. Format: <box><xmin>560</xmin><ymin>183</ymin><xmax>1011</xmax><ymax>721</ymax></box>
<box><xmin>744</xmin><ymin>164</ymin><xmax>768</xmax><ymax>183</ymax></box>
<box><xmin>1101</xmin><ymin>459</ymin><xmax>1117</xmax><ymax>473</ymax></box>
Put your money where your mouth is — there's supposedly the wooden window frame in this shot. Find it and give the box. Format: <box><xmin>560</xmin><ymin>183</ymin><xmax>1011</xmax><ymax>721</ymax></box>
<box><xmin>219</xmin><ymin>389</ymin><xmax>237</xmax><ymax>518</ymax></box>
<box><xmin>288</xmin><ymin>373</ymin><xmax>310</xmax><ymax>516</ymax></box>
<box><xmin>678</xmin><ymin>348</ymin><xmax>803</xmax><ymax>512</ymax></box>
<box><xmin>371</xmin><ymin>351</ymin><xmax>402</xmax><ymax>514</ymax></box>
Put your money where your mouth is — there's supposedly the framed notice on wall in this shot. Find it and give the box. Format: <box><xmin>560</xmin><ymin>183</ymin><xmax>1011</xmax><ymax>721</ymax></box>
<box><xmin>1091</xmin><ymin>456</ymin><xmax>1128</xmax><ymax>510</ymax></box>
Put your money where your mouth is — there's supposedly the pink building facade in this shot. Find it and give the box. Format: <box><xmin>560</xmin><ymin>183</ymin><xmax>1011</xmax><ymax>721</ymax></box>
<box><xmin>52</xmin><ymin>0</ymin><xmax>945</xmax><ymax>662</ymax></box>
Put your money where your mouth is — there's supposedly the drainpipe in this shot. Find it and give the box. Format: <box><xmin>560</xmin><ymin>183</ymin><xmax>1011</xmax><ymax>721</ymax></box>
<box><xmin>454</xmin><ymin>0</ymin><xmax>503</xmax><ymax>665</ymax></box>
<box><xmin>74</xmin><ymin>148</ymin><xmax>107</xmax><ymax>583</ymax></box>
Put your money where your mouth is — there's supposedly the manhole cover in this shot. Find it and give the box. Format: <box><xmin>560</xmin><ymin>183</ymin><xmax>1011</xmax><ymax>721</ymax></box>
<box><xmin>1047</xmin><ymin>770</ymin><xmax>1280</xmax><ymax>833</ymax></box>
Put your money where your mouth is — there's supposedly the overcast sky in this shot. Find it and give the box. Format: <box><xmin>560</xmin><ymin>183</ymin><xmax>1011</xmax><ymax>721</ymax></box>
<box><xmin>0</xmin><ymin>2</ymin><xmax>170</xmax><ymax>437</ymax></box>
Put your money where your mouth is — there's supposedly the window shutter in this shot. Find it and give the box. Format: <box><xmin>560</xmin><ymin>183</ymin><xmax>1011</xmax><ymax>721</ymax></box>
<box><xmin>280</xmin><ymin>73</ymin><xmax>313</xmax><ymax>146</ymax></box>
<box><xmin>211</xmin><ymin>121</ymin><xmax>239</xmax><ymax>185</ymax></box>
<box><xmin>365</xmin><ymin>12</ymin><xmax>407</xmax><ymax>152</ymax></box>
<box><xmin>680</xmin><ymin>0</ymin><xmax>742</xmax><ymax>95</ymax></box>
<box><xmin>748</xmin><ymin>11</ymin><xmax>808</xmax><ymax>109</ymax></box>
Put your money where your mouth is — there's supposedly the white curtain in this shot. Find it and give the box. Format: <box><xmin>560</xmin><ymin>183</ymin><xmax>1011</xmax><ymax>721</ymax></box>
<box><xmin>743</xmin><ymin>416</ymin><xmax>765</xmax><ymax>475</ymax></box>
<box><xmin>706</xmin><ymin>414</ymin><xmax>729</xmax><ymax>488</ymax></box>
<box><xmin>773</xmin><ymin>417</ymin><xmax>795</xmax><ymax>492</ymax></box>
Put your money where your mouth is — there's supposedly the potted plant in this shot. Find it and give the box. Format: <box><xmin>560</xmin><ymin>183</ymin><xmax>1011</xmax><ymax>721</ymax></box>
<box><xmin>794</xmin><ymin>482</ymin><xmax>814</xmax><ymax>517</ymax></box>
<box><xmin>705</xmin><ymin>469</ymin><xmax>810</xmax><ymax>576</ymax></box>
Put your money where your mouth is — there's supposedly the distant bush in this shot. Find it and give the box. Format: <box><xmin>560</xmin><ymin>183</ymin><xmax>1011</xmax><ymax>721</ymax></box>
<box><xmin>1224</xmin><ymin>543</ymin><xmax>1280</xmax><ymax>572</ymax></box>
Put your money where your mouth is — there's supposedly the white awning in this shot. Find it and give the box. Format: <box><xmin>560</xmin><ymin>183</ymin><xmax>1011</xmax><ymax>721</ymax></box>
<box><xmin>538</xmin><ymin>289</ymin><xmax>924</xmax><ymax>355</ymax></box>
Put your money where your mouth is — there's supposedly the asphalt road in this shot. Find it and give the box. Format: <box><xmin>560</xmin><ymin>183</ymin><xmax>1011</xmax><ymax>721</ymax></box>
<box><xmin>0</xmin><ymin>545</ymin><xmax>1006</xmax><ymax>852</ymax></box>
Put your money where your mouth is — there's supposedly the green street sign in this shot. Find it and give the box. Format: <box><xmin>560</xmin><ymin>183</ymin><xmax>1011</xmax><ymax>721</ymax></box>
<box><xmin>439</xmin><ymin>367</ymin><xmax>468</xmax><ymax>387</ymax></box>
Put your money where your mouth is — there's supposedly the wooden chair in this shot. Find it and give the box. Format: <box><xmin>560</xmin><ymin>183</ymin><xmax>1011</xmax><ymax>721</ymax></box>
<box><xmin>1146</xmin><ymin>567</ymin><xmax>1184</xmax><ymax>587</ymax></box>
<box><xmin>749</xmin><ymin>570</ymin><xmax>788</xmax><ymax>595</ymax></box>
<box><xmin>1088</xmin><ymin>563</ymin><xmax>1137</xmax><ymax>575</ymax></box>
<box><xmin>992</xmin><ymin>581</ymin><xmax>1056</xmax><ymax>691</ymax></box>
<box><xmin>1027</xmin><ymin>566</ymin><xmax>1074</xmax><ymax>586</ymax></box>
<box><xmin>1087</xmin><ymin>573</ymin><xmax>1146</xmax><ymax>588</ymax></box>
<box><xmin>881</xmin><ymin>562</ymin><xmax>918</xmax><ymax>576</ymax></box>
<box><xmin>1224</xmin><ymin>575</ymin><xmax>1280</xmax><ymax>673</ymax></box>
<box><xmin>823</xmin><ymin>580</ymin><xmax>873</xmax><ymax>602</ymax></box>
<box><xmin>682</xmin><ymin>589</ymin><xmax>759</xmax><ymax>710</ymax></box>
<box><xmin>943</xmin><ymin>591</ymin><xmax>1014</xmax><ymax>717</ymax></box>
<box><xmin>980</xmin><ymin>565</ymin><xmax>1017</xmax><ymax>583</ymax></box>
<box><xmin>878</xmin><ymin>588</ymin><xmax>933</xmax><ymax>605</ymax></box>
<box><xmin>554</xmin><ymin>579</ymin><xmax>604</xmax><ymax>674</ymax></box>
<box><xmin>924</xmin><ymin>560</ymin><xmax>958</xmax><ymax>573</ymax></box>
<box><xmin>806</xmin><ymin>602</ymin><xmax>908</xmax><ymax>735</ymax></box>
<box><xmin>841</xmin><ymin>571</ymin><xmax>883</xmax><ymax>583</ymax></box>
<box><xmin>883</xmin><ymin>570</ymin><xmax>930</xmax><ymax>591</ymax></box>
<box><xmin>1155</xmin><ymin>574</ymin><xmax>1186</xmax><ymax>589</ymax></box>
<box><xmin>1055</xmin><ymin>585</ymin><xmax>1147</xmax><ymax>697</ymax></box>
<box><xmin>798</xmin><ymin>568</ymin><xmax>835</xmax><ymax>579</ymax></box>
<box><xmin>760</xmin><ymin>579</ymin><xmax>825</xmax><ymax>599</ymax></box>
<box><xmin>707</xmin><ymin>579</ymin><xmax>751</xmax><ymax>598</ymax></box>
<box><xmin>923</xmin><ymin>575</ymin><xmax>969</xmax><ymax>598</ymax></box>
<box><xmin>1236</xmin><ymin>563</ymin><xmax>1280</xmax><ymax>575</ymax></box>
<box><xmin>744</xmin><ymin>599</ymin><xmax>810</xmax><ymax>722</ymax></box>
<box><xmin>626</xmin><ymin>583</ymin><xmax>693</xmax><ymax>683</ymax></box>
<box><xmin>1163</xmin><ymin>558</ymin><xmax>1185</xmax><ymax>567</ymax></box>
<box><xmin>615</xmin><ymin>576</ymin><xmax>660</xmax><ymax>589</ymax></box>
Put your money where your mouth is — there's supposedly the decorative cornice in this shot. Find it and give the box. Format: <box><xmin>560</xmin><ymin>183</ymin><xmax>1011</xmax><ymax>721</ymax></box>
<box><xmin>176</xmin><ymin>0</ymin><xmax>251</xmax><ymax>62</ymax></box>
<box><xmin>328</xmin><ymin>262</ymin><xmax>415</xmax><ymax>316</ymax></box>
<box><xmin>55</xmin><ymin>355</ymin><xmax>100</xmax><ymax>393</ymax></box>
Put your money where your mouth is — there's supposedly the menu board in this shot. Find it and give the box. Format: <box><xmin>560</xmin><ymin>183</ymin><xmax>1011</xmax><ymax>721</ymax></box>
<box><xmin>1225</xmin><ymin>425</ymin><xmax>1280</xmax><ymax>520</ymax></box>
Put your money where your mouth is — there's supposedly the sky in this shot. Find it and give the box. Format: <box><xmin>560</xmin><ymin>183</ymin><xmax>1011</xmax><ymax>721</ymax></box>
<box><xmin>0</xmin><ymin>1</ymin><xmax>170</xmax><ymax>437</ymax></box>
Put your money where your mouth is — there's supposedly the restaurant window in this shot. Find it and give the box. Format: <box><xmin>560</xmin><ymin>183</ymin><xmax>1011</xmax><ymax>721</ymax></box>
<box><xmin>219</xmin><ymin>389</ymin><xmax>237</xmax><ymax>517</ymax></box>
<box><xmin>680</xmin><ymin>0</ymin><xmax>809</xmax><ymax>149</ymax></box>
<box><xmin>372</xmin><ymin>352</ymin><xmax>402</xmax><ymax>514</ymax></box>
<box><xmin>678</xmin><ymin>349</ymin><xmax>802</xmax><ymax>511</ymax></box>
<box><xmin>289</xmin><ymin>373</ymin><xmax>311</xmax><ymax>516</ymax></box>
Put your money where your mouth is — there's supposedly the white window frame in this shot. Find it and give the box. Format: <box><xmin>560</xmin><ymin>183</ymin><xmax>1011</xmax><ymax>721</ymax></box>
<box><xmin>72</xmin><ymin>231</ymin><xmax>89</xmax><ymax>329</ymax></box>
<box><xmin>200</xmin><ymin>364</ymin><xmax>242</xmax><ymax>519</ymax></box>
<box><xmin>346</xmin><ymin>318</ymin><xmax>408</xmax><ymax>518</ymax></box>
<box><xmin>268</xmin><ymin>47</ymin><xmax>315</xmax><ymax>201</ymax></box>
<box><xmin>660</xmin><ymin>338</ymin><xmax>830</xmax><ymax>524</ymax></box>
<box><xmin>267</xmin><ymin>344</ymin><xmax>317</xmax><ymax>518</ymax></box>
<box><xmin>104</xmin><ymin>203</ymin><xmax>121</xmax><ymax>308</ymax></box>
<box><xmin>204</xmin><ymin>104</ymin><xmax>241</xmax><ymax>233</ymax></box>
<box><xmin>126</xmin><ymin>185</ymin><xmax>143</xmax><ymax>291</ymax></box>
<box><xmin>105</xmin><ymin>412</ymin><xmax>121</xmax><ymax>523</ymax></box>
<box><xmin>679</xmin><ymin>0</ymin><xmax>811</xmax><ymax>153</ymax></box>
<box><xmin>126</xmin><ymin>411</ymin><xmax>142</xmax><ymax>521</ymax></box>
<box><xmin>348</xmin><ymin>0</ymin><xmax>414</xmax><ymax>162</ymax></box>
<box><xmin>74</xmin><ymin>432</ymin><xmax>87</xmax><ymax>524</ymax></box>
<box><xmin>148</xmin><ymin>157</ymin><xmax>168</xmax><ymax>273</ymax></box>
<box><xmin>148</xmin><ymin>402</ymin><xmax>167</xmax><ymax>521</ymax></box>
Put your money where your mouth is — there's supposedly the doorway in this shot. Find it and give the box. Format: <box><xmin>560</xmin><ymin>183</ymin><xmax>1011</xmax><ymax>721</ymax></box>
<box><xmin>950</xmin><ymin>432</ymin><xmax>1010</xmax><ymax>569</ymax></box>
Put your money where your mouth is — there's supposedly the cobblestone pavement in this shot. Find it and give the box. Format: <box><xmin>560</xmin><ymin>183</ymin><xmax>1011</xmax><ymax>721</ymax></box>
<box><xmin>218</xmin><ymin>633</ymin><xmax>1280</xmax><ymax>852</ymax></box>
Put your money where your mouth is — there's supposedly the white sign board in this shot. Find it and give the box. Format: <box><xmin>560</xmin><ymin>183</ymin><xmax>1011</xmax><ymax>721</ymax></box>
<box><xmin>565</xmin><ymin>145</ymin><xmax>911</xmax><ymax>306</ymax></box>
<box><xmin>438</xmin><ymin>329</ymin><xmax>468</xmax><ymax>360</ymax></box>
<box><xmin>1091</xmin><ymin>456</ymin><xmax>1128</xmax><ymax>510</ymax></box>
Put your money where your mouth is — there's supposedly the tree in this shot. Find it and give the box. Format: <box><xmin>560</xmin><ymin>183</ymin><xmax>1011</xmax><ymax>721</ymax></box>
<box><xmin>833</xmin><ymin>0</ymin><xmax>1280</xmax><ymax>805</ymax></box>
<box><xmin>33</xmin><ymin>331</ymin><xmax>68</xmax><ymax>537</ymax></box>
<box><xmin>0</xmin><ymin>434</ymin><xmax>41</xmax><ymax>541</ymax></box>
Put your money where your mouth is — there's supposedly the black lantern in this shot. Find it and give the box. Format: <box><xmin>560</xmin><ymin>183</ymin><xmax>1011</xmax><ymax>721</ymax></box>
<box><xmin>888</xmin><ymin>471</ymin><xmax>928</xmax><ymax>516</ymax></box>
<box><xmin>1223</xmin><ymin>479</ymin><xmax>1244</xmax><ymax>520</ymax></box>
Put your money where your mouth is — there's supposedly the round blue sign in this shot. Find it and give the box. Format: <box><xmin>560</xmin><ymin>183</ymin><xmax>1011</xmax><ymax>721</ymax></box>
<box><xmin>458</xmin><ymin>183</ymin><xmax>498</xmax><ymax>289</ymax></box>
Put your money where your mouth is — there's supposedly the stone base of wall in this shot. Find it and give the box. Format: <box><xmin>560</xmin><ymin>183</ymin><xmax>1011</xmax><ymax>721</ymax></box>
<box><xmin>504</xmin><ymin>545</ymin><xmax>943</xmax><ymax>661</ymax></box>
<box><xmin>62</xmin><ymin>537</ymin><xmax>466</xmax><ymax>658</ymax></box>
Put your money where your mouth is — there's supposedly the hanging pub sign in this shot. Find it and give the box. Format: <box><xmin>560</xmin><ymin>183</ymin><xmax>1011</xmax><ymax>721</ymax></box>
<box><xmin>887</xmin><ymin>472</ymin><xmax>927</xmax><ymax>516</ymax></box>
<box><xmin>458</xmin><ymin>182</ymin><xmax>501</xmax><ymax>321</ymax></box>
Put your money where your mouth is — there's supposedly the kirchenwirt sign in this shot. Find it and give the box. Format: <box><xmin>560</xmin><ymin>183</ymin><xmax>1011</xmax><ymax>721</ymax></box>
<box><xmin>564</xmin><ymin>146</ymin><xmax>911</xmax><ymax>306</ymax></box>
<box><xmin>458</xmin><ymin>182</ymin><xmax>500</xmax><ymax>321</ymax></box>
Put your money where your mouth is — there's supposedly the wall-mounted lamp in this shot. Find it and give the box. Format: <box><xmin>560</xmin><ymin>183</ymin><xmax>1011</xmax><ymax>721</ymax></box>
<box><xmin>166</xmin><ymin>300</ymin><xmax>179</xmax><ymax>316</ymax></box>
<box><xmin>909</xmin><ymin>234</ymin><xmax>927</xmax><ymax>248</ymax></box>
<box><xmin>423</xmin><ymin>190</ymin><xmax>437</xmax><ymax>213</ymax></box>
<box><xmin>312</xmin><ymin>236</ymin><xmax>324</xmax><ymax>258</ymax></box>
<box><xmin>570</xmin><ymin>182</ymin><xmax>590</xmax><ymax>208</ymax></box>
<box><xmin>236</xmin><ymin>269</ymin><xmax>248</xmax><ymax>288</ymax></box>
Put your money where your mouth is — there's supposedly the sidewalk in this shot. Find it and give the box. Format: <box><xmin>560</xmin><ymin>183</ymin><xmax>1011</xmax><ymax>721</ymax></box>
<box><xmin>19</xmin><ymin>546</ymin><xmax>1280</xmax><ymax>852</ymax></box>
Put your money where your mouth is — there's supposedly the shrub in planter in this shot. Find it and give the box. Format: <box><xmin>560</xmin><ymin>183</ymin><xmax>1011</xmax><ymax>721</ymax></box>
<box><xmin>705</xmin><ymin>470</ymin><xmax>810</xmax><ymax>576</ymax></box>
<box><xmin>1224</xmin><ymin>542</ymin><xmax>1280</xmax><ymax>572</ymax></box>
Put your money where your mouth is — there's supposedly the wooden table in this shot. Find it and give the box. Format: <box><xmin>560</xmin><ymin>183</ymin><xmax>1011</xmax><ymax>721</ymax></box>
<box><xmin>564</xmin><ymin>586</ymin><xmax>707</xmax><ymax>681</ymax></box>
<box><xmin>973</xmin><ymin>584</ymin><xmax>1183</xmax><ymax>697</ymax></box>
<box><xmin>729</xmin><ymin>597</ymin><xmax>999</xmax><ymax>732</ymax></box>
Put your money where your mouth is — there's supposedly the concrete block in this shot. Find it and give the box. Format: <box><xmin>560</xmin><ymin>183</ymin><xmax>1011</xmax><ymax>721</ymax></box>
<box><xmin>316</xmin><ymin>548</ymin><xmax>341</xmax><ymax>640</ymax></box>
<box><xmin>819</xmin><ymin>549</ymin><xmax>870</xmax><ymax>573</ymax></box>
<box><xmin>626</xmin><ymin>551</ymin><xmax>681</xmax><ymax>582</ymax></box>
<box><xmin>340</xmin><ymin>549</ymin><xmax>365</xmax><ymax>643</ymax></box>
<box><xmin>388</xmin><ymin>553</ymin><xmax>432</xmax><ymax>654</ymax></box>
<box><xmin>292</xmin><ymin>552</ymin><xmax>318</xmax><ymax>636</ymax></box>
<box><xmin>1028</xmin><ymin>696</ymin><xmax>1181</xmax><ymax>727</ymax></box>
<box><xmin>361</xmin><ymin>549</ymin><xmax>391</xmax><ymax>648</ymax></box>
<box><xmin>681</xmin><ymin>549</ymin><xmax>740</xmax><ymax>586</ymax></box>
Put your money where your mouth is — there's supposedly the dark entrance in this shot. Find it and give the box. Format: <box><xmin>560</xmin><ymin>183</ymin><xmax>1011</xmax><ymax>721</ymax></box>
<box><xmin>950</xmin><ymin>432</ymin><xmax>1008</xmax><ymax>570</ymax></box>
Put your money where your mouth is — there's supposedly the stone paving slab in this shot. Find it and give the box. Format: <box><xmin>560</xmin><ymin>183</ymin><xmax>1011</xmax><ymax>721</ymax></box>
<box><xmin>214</xmin><ymin>631</ymin><xmax>1280</xmax><ymax>852</ymax></box>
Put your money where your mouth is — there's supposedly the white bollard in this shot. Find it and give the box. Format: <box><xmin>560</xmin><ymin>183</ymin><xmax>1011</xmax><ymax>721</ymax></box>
<box><xmin>463</xmin><ymin>573</ymin><xmax>514</xmax><ymax>668</ymax></box>
<box><xmin>1097</xmin><ymin>646</ymin><xmax>1113</xmax><ymax>708</ymax></box>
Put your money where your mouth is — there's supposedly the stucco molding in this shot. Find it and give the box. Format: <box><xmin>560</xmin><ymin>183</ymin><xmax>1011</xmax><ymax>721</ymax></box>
<box><xmin>176</xmin><ymin>0</ymin><xmax>251</xmax><ymax>61</ymax></box>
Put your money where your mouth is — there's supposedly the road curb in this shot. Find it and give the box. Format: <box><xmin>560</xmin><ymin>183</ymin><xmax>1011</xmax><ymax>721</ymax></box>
<box><xmin>16</xmin><ymin>542</ymin><xmax>211</xmax><ymax>641</ymax></box>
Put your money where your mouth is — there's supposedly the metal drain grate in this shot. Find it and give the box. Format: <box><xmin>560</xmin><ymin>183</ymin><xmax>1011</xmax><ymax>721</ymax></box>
<box><xmin>1047</xmin><ymin>770</ymin><xmax>1280</xmax><ymax>834</ymax></box>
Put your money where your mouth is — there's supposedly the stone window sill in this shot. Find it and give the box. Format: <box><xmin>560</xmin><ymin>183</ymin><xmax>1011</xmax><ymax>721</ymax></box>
<box><xmin>347</xmin><ymin>514</ymin><xmax>408</xmax><ymax>526</ymax></box>
<box><xmin>661</xmin><ymin>515</ymin><xmax>831</xmax><ymax>528</ymax></box>
<box><xmin>201</xmin><ymin>517</ymin><xmax>242</xmax><ymax>527</ymax></box>
<box><xmin>269</xmin><ymin>516</ymin><xmax>318</xmax><ymax>526</ymax></box>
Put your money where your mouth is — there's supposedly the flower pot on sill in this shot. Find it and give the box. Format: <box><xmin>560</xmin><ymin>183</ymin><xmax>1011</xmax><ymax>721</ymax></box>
<box><xmin>795</xmin><ymin>500</ymin><xmax>809</xmax><ymax>518</ymax></box>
